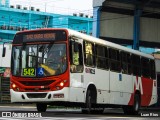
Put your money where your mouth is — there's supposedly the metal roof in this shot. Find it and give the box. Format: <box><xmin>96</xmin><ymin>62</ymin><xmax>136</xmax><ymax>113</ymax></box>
<box><xmin>109</xmin><ymin>0</ymin><xmax>160</xmax><ymax>9</ymax></box>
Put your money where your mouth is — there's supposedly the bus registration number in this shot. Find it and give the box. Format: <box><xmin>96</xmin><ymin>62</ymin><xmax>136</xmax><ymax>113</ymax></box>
<box><xmin>22</xmin><ymin>68</ymin><xmax>36</xmax><ymax>77</ymax></box>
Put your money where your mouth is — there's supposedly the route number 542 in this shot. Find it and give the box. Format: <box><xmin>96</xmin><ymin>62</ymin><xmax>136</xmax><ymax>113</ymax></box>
<box><xmin>22</xmin><ymin>68</ymin><xmax>36</xmax><ymax>76</ymax></box>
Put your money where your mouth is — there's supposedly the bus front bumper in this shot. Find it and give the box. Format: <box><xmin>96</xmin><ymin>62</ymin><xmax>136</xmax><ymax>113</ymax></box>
<box><xmin>10</xmin><ymin>88</ymin><xmax>69</xmax><ymax>103</ymax></box>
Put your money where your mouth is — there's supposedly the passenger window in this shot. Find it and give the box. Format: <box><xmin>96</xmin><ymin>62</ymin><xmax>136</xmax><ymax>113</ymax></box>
<box><xmin>150</xmin><ymin>60</ymin><xmax>156</xmax><ymax>79</ymax></box>
<box><xmin>84</xmin><ymin>41</ymin><xmax>95</xmax><ymax>67</ymax></box>
<box><xmin>96</xmin><ymin>45</ymin><xmax>108</xmax><ymax>69</ymax></box>
<box><xmin>132</xmin><ymin>55</ymin><xmax>141</xmax><ymax>76</ymax></box>
<box><xmin>70</xmin><ymin>40</ymin><xmax>83</xmax><ymax>73</ymax></box>
<box><xmin>121</xmin><ymin>52</ymin><xmax>127</xmax><ymax>74</ymax></box>
<box><xmin>109</xmin><ymin>48</ymin><xmax>121</xmax><ymax>72</ymax></box>
<box><xmin>127</xmin><ymin>54</ymin><xmax>132</xmax><ymax>74</ymax></box>
<box><xmin>141</xmin><ymin>57</ymin><xmax>150</xmax><ymax>78</ymax></box>
<box><xmin>121</xmin><ymin>52</ymin><xmax>132</xmax><ymax>74</ymax></box>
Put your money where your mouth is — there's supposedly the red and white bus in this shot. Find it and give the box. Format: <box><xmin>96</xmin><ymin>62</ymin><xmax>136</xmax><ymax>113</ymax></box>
<box><xmin>10</xmin><ymin>28</ymin><xmax>157</xmax><ymax>114</ymax></box>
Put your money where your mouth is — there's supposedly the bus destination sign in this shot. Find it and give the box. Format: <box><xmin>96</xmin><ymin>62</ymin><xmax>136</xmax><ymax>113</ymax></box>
<box><xmin>23</xmin><ymin>33</ymin><xmax>56</xmax><ymax>42</ymax></box>
<box><xmin>13</xmin><ymin>30</ymin><xmax>67</xmax><ymax>44</ymax></box>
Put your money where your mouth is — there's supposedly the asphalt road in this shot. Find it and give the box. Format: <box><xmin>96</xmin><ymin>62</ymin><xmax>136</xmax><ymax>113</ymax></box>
<box><xmin>0</xmin><ymin>104</ymin><xmax>159</xmax><ymax>119</ymax></box>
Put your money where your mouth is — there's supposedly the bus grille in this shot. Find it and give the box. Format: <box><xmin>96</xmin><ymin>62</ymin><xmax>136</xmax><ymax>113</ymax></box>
<box><xmin>26</xmin><ymin>93</ymin><xmax>47</xmax><ymax>98</ymax></box>
<box><xmin>25</xmin><ymin>87</ymin><xmax>50</xmax><ymax>91</ymax></box>
<box><xmin>20</xmin><ymin>80</ymin><xmax>55</xmax><ymax>86</ymax></box>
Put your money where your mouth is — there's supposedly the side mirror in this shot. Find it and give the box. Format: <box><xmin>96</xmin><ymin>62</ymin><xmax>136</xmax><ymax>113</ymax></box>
<box><xmin>74</xmin><ymin>42</ymin><xmax>79</xmax><ymax>52</ymax></box>
<box><xmin>2</xmin><ymin>47</ymin><xmax>6</xmax><ymax>57</ymax></box>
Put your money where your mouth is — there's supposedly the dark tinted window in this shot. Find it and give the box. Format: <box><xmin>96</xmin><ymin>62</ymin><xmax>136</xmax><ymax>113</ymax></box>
<box><xmin>121</xmin><ymin>51</ymin><xmax>132</xmax><ymax>74</ymax></box>
<box><xmin>109</xmin><ymin>48</ymin><xmax>121</xmax><ymax>72</ymax></box>
<box><xmin>132</xmin><ymin>54</ymin><xmax>141</xmax><ymax>76</ymax></box>
<box><xmin>96</xmin><ymin>45</ymin><xmax>108</xmax><ymax>69</ymax></box>
<box><xmin>150</xmin><ymin>60</ymin><xmax>156</xmax><ymax>79</ymax></box>
<box><xmin>141</xmin><ymin>57</ymin><xmax>150</xmax><ymax>78</ymax></box>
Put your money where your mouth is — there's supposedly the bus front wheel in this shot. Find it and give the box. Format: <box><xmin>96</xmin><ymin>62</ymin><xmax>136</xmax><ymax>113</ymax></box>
<box><xmin>82</xmin><ymin>89</ymin><xmax>93</xmax><ymax>114</ymax></box>
<box><xmin>82</xmin><ymin>88</ymin><xmax>104</xmax><ymax>114</ymax></box>
<box><xmin>36</xmin><ymin>103</ymin><xmax>47</xmax><ymax>112</ymax></box>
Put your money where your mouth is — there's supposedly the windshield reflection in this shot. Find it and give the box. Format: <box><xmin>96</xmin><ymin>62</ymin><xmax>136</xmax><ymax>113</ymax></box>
<box><xmin>11</xmin><ymin>43</ymin><xmax>67</xmax><ymax>77</ymax></box>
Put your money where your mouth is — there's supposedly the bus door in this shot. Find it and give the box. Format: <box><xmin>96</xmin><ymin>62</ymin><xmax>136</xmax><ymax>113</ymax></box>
<box><xmin>69</xmin><ymin>38</ymin><xmax>84</xmax><ymax>102</ymax></box>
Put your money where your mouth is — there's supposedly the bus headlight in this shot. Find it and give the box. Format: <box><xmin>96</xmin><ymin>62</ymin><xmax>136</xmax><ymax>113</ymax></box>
<box><xmin>55</xmin><ymin>80</ymin><xmax>67</xmax><ymax>90</ymax></box>
<box><xmin>60</xmin><ymin>82</ymin><xmax>64</xmax><ymax>87</ymax></box>
<box><xmin>11</xmin><ymin>83</ymin><xmax>20</xmax><ymax>91</ymax></box>
<box><xmin>12</xmin><ymin>83</ymin><xmax>16</xmax><ymax>88</ymax></box>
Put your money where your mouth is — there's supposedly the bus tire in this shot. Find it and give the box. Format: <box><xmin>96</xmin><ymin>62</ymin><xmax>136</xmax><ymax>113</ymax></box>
<box><xmin>123</xmin><ymin>94</ymin><xmax>140</xmax><ymax>115</ymax></box>
<box><xmin>36</xmin><ymin>103</ymin><xmax>47</xmax><ymax>112</ymax></box>
<box><xmin>82</xmin><ymin>89</ymin><xmax>92</xmax><ymax>114</ymax></box>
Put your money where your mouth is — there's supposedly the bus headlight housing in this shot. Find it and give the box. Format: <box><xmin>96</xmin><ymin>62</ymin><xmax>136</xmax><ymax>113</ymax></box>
<box><xmin>55</xmin><ymin>80</ymin><xmax>67</xmax><ymax>90</ymax></box>
<box><xmin>11</xmin><ymin>83</ymin><xmax>20</xmax><ymax>91</ymax></box>
<box><xmin>12</xmin><ymin>83</ymin><xmax>16</xmax><ymax>88</ymax></box>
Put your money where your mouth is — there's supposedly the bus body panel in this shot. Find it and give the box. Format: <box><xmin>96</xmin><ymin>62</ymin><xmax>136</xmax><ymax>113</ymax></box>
<box><xmin>10</xmin><ymin>87</ymin><xmax>70</xmax><ymax>103</ymax></box>
<box><xmin>69</xmin><ymin>72</ymin><xmax>85</xmax><ymax>103</ymax></box>
<box><xmin>83</xmin><ymin>68</ymin><xmax>110</xmax><ymax>91</ymax></box>
<box><xmin>69</xmin><ymin>87</ymin><xmax>85</xmax><ymax>103</ymax></box>
<box><xmin>150</xmin><ymin>80</ymin><xmax>158</xmax><ymax>105</ymax></box>
<box><xmin>121</xmin><ymin>74</ymin><xmax>133</xmax><ymax>93</ymax></box>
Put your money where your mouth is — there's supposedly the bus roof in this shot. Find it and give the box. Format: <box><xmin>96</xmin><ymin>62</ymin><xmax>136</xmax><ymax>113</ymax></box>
<box><xmin>67</xmin><ymin>28</ymin><xmax>154</xmax><ymax>60</ymax></box>
<box><xmin>15</xmin><ymin>28</ymin><xmax>154</xmax><ymax>60</ymax></box>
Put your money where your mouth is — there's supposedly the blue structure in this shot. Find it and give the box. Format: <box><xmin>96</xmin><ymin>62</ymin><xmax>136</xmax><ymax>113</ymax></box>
<box><xmin>133</xmin><ymin>8</ymin><xmax>142</xmax><ymax>50</ymax></box>
<box><xmin>0</xmin><ymin>0</ymin><xmax>93</xmax><ymax>44</ymax></box>
<box><xmin>92</xmin><ymin>7</ymin><xmax>100</xmax><ymax>38</ymax></box>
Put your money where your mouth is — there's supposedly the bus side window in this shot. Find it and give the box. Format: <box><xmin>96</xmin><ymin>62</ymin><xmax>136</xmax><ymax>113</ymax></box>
<box><xmin>96</xmin><ymin>45</ymin><xmax>108</xmax><ymax>69</ymax></box>
<box><xmin>141</xmin><ymin>57</ymin><xmax>150</xmax><ymax>78</ymax></box>
<box><xmin>121</xmin><ymin>52</ymin><xmax>132</xmax><ymax>74</ymax></box>
<box><xmin>109</xmin><ymin>48</ymin><xmax>121</xmax><ymax>72</ymax></box>
<box><xmin>132</xmin><ymin>54</ymin><xmax>141</xmax><ymax>76</ymax></box>
<box><xmin>84</xmin><ymin>41</ymin><xmax>95</xmax><ymax>67</ymax></box>
<box><xmin>150</xmin><ymin>60</ymin><xmax>156</xmax><ymax>79</ymax></box>
<box><xmin>70</xmin><ymin>41</ymin><xmax>83</xmax><ymax>73</ymax></box>
<box><xmin>121</xmin><ymin>51</ymin><xmax>128</xmax><ymax>74</ymax></box>
<box><xmin>127</xmin><ymin>53</ymin><xmax>132</xmax><ymax>74</ymax></box>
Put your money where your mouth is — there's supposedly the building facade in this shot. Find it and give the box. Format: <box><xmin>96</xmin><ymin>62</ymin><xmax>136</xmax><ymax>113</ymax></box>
<box><xmin>92</xmin><ymin>0</ymin><xmax>160</xmax><ymax>54</ymax></box>
<box><xmin>0</xmin><ymin>0</ymin><xmax>93</xmax><ymax>44</ymax></box>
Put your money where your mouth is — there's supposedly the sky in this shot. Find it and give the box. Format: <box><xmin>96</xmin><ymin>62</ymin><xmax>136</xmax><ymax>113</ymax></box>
<box><xmin>10</xmin><ymin>0</ymin><xmax>93</xmax><ymax>15</ymax></box>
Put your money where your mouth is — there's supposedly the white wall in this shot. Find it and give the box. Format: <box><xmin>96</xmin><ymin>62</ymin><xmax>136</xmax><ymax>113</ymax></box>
<box><xmin>0</xmin><ymin>44</ymin><xmax>12</xmax><ymax>67</ymax></box>
<box><xmin>140</xmin><ymin>17</ymin><xmax>160</xmax><ymax>42</ymax></box>
<box><xmin>100</xmin><ymin>12</ymin><xmax>134</xmax><ymax>40</ymax></box>
<box><xmin>98</xmin><ymin>1</ymin><xmax>160</xmax><ymax>43</ymax></box>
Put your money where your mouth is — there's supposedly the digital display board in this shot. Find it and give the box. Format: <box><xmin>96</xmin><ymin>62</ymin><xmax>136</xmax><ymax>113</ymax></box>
<box><xmin>23</xmin><ymin>33</ymin><xmax>56</xmax><ymax>42</ymax></box>
<box><xmin>13</xmin><ymin>30</ymin><xmax>67</xmax><ymax>44</ymax></box>
<box><xmin>22</xmin><ymin>68</ymin><xmax>36</xmax><ymax>77</ymax></box>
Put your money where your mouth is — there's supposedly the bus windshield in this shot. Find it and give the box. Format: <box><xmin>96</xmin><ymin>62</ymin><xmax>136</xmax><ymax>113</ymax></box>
<box><xmin>11</xmin><ymin>43</ymin><xmax>67</xmax><ymax>77</ymax></box>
